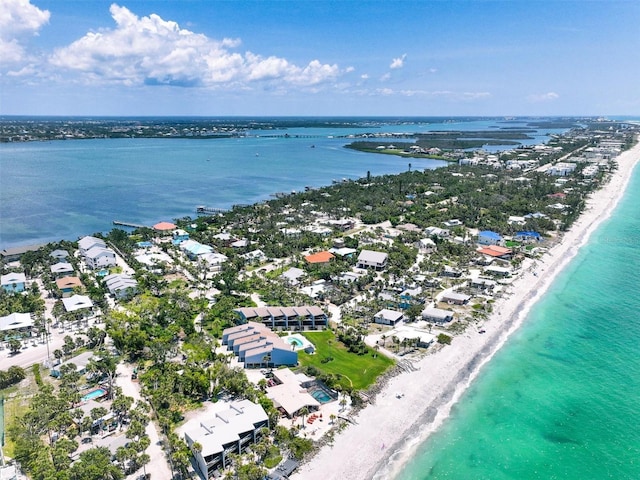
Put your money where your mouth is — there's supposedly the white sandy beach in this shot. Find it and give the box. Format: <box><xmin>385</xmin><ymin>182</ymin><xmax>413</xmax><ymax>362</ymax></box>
<box><xmin>293</xmin><ymin>138</ymin><xmax>640</xmax><ymax>480</ymax></box>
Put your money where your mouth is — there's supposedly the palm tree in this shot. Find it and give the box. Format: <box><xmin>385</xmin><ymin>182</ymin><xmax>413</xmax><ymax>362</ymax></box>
<box><xmin>299</xmin><ymin>406</ymin><xmax>309</xmax><ymax>429</ymax></box>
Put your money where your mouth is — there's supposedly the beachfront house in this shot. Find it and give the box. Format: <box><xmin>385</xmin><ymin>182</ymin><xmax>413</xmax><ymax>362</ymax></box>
<box><xmin>50</xmin><ymin>249</ymin><xmax>70</xmax><ymax>261</ymax></box>
<box><xmin>266</xmin><ymin>368</ymin><xmax>322</xmax><ymax>418</ymax></box>
<box><xmin>182</xmin><ymin>400</ymin><xmax>269</xmax><ymax>477</ymax></box>
<box><xmin>357</xmin><ymin>250</ymin><xmax>388</xmax><ymax>270</ymax></box>
<box><xmin>477</xmin><ymin>245</ymin><xmax>513</xmax><ymax>260</ymax></box>
<box><xmin>84</xmin><ymin>246</ymin><xmax>117</xmax><ymax>270</ymax></box>
<box><xmin>373</xmin><ymin>309</ymin><xmax>404</xmax><ymax>326</ymax></box>
<box><xmin>477</xmin><ymin>230</ymin><xmax>504</xmax><ymax>246</ymax></box>
<box><xmin>77</xmin><ymin>236</ymin><xmax>106</xmax><ymax>256</ymax></box>
<box><xmin>421</xmin><ymin>307</ymin><xmax>454</xmax><ymax>324</ymax></box>
<box><xmin>514</xmin><ymin>231</ymin><xmax>542</xmax><ymax>243</ymax></box>
<box><xmin>1</xmin><ymin>272</ymin><xmax>26</xmax><ymax>293</ymax></box>
<box><xmin>441</xmin><ymin>292</ymin><xmax>471</xmax><ymax>305</ymax></box>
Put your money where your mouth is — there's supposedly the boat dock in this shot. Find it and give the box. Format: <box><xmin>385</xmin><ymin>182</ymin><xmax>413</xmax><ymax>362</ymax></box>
<box><xmin>113</xmin><ymin>220</ymin><xmax>148</xmax><ymax>229</ymax></box>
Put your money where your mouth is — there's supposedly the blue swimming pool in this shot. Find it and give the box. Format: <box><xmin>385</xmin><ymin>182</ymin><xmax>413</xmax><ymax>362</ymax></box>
<box><xmin>311</xmin><ymin>390</ymin><xmax>332</xmax><ymax>403</ymax></box>
<box><xmin>82</xmin><ymin>388</ymin><xmax>107</xmax><ymax>402</ymax></box>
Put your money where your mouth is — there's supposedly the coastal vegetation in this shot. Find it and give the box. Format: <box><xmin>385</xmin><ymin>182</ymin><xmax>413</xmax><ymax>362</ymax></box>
<box><xmin>0</xmin><ymin>119</ymin><xmax>636</xmax><ymax>479</ymax></box>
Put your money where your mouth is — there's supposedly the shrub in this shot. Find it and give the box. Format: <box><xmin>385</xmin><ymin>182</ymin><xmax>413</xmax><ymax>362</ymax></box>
<box><xmin>437</xmin><ymin>333</ymin><xmax>452</xmax><ymax>345</ymax></box>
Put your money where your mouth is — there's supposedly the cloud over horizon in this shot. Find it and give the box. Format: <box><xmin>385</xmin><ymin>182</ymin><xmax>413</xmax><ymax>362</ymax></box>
<box><xmin>42</xmin><ymin>4</ymin><xmax>341</xmax><ymax>89</ymax></box>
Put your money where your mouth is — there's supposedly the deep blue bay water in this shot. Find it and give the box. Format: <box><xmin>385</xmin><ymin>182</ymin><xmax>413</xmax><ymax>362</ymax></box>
<box><xmin>395</xmin><ymin>163</ymin><xmax>640</xmax><ymax>479</ymax></box>
<box><xmin>0</xmin><ymin>118</ymin><xmax>561</xmax><ymax>249</ymax></box>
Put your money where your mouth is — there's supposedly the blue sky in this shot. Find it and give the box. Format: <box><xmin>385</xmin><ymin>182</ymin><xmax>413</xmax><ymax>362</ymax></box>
<box><xmin>1</xmin><ymin>0</ymin><xmax>638</xmax><ymax>116</ymax></box>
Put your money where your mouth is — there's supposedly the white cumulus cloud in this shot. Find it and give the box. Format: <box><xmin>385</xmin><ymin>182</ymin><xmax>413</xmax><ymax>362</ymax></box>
<box><xmin>48</xmin><ymin>4</ymin><xmax>341</xmax><ymax>89</ymax></box>
<box><xmin>0</xmin><ymin>0</ymin><xmax>50</xmax><ymax>66</ymax></box>
<box><xmin>390</xmin><ymin>53</ymin><xmax>406</xmax><ymax>69</ymax></box>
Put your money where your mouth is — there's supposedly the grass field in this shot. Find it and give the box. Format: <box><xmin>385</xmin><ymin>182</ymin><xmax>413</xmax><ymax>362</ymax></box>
<box><xmin>298</xmin><ymin>330</ymin><xmax>394</xmax><ymax>390</ymax></box>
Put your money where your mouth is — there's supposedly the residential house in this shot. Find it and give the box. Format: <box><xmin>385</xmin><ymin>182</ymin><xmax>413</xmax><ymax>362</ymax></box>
<box><xmin>424</xmin><ymin>226</ymin><xmax>450</xmax><ymax>238</ymax></box>
<box><xmin>50</xmin><ymin>351</ymin><xmax>94</xmax><ymax>377</ymax></box>
<box><xmin>0</xmin><ymin>312</ymin><xmax>33</xmax><ymax>337</ymax></box>
<box><xmin>280</xmin><ymin>267</ymin><xmax>305</xmax><ymax>286</ymax></box>
<box><xmin>50</xmin><ymin>262</ymin><xmax>74</xmax><ymax>278</ymax></box>
<box><xmin>201</xmin><ymin>252</ymin><xmax>228</xmax><ymax>271</ymax></box>
<box><xmin>373</xmin><ymin>309</ymin><xmax>404</xmax><ymax>326</ymax></box>
<box><xmin>182</xmin><ymin>400</ymin><xmax>269</xmax><ymax>477</ymax></box>
<box><xmin>153</xmin><ymin>221</ymin><xmax>177</xmax><ymax>233</ymax></box>
<box><xmin>514</xmin><ymin>231</ymin><xmax>542</xmax><ymax>243</ymax></box>
<box><xmin>1</xmin><ymin>272</ymin><xmax>26</xmax><ymax>293</ymax></box>
<box><xmin>62</xmin><ymin>294</ymin><xmax>94</xmax><ymax>313</ymax></box>
<box><xmin>181</xmin><ymin>240</ymin><xmax>214</xmax><ymax>259</ymax></box>
<box><xmin>421</xmin><ymin>307</ymin><xmax>454</xmax><ymax>324</ymax></box>
<box><xmin>477</xmin><ymin>245</ymin><xmax>513</xmax><ymax>259</ymax></box>
<box><xmin>441</xmin><ymin>292</ymin><xmax>471</xmax><ymax>305</ymax></box>
<box><xmin>77</xmin><ymin>236</ymin><xmax>106</xmax><ymax>256</ymax></box>
<box><xmin>477</xmin><ymin>230</ymin><xmax>504</xmax><ymax>246</ymax></box>
<box><xmin>266</xmin><ymin>368</ymin><xmax>324</xmax><ymax>418</ymax></box>
<box><xmin>50</xmin><ymin>249</ymin><xmax>70</xmax><ymax>261</ymax></box>
<box><xmin>172</xmin><ymin>229</ymin><xmax>190</xmax><ymax>245</ymax></box>
<box><xmin>304</xmin><ymin>251</ymin><xmax>335</xmax><ymax>265</ymax></box>
<box><xmin>356</xmin><ymin>250</ymin><xmax>388</xmax><ymax>270</ymax></box>
<box><xmin>415</xmin><ymin>238</ymin><xmax>436</xmax><ymax>253</ymax></box>
<box><xmin>485</xmin><ymin>266</ymin><xmax>512</xmax><ymax>277</ymax></box>
<box><xmin>55</xmin><ymin>276</ymin><xmax>83</xmax><ymax>297</ymax></box>
<box><xmin>84</xmin><ymin>246</ymin><xmax>116</xmax><ymax>270</ymax></box>
<box><xmin>440</xmin><ymin>266</ymin><xmax>463</xmax><ymax>278</ymax></box>
<box><xmin>103</xmin><ymin>273</ymin><xmax>138</xmax><ymax>299</ymax></box>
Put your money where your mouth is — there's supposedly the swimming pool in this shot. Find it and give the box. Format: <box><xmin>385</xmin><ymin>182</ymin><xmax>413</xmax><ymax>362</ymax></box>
<box><xmin>307</xmin><ymin>381</ymin><xmax>337</xmax><ymax>404</ymax></box>
<box><xmin>311</xmin><ymin>390</ymin><xmax>332</xmax><ymax>403</ymax></box>
<box><xmin>82</xmin><ymin>388</ymin><xmax>107</xmax><ymax>402</ymax></box>
<box><xmin>285</xmin><ymin>337</ymin><xmax>303</xmax><ymax>347</ymax></box>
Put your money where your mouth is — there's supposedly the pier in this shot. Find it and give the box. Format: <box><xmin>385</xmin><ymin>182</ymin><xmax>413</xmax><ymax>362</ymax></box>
<box><xmin>196</xmin><ymin>206</ymin><xmax>228</xmax><ymax>215</ymax></box>
<box><xmin>113</xmin><ymin>220</ymin><xmax>148</xmax><ymax>229</ymax></box>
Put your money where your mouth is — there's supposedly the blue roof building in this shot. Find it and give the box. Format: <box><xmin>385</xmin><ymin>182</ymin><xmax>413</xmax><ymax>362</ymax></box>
<box><xmin>514</xmin><ymin>231</ymin><xmax>542</xmax><ymax>242</ymax></box>
<box><xmin>477</xmin><ymin>230</ymin><xmax>504</xmax><ymax>246</ymax></box>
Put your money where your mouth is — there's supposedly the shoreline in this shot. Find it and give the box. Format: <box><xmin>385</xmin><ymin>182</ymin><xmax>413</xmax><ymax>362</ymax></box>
<box><xmin>293</xmin><ymin>137</ymin><xmax>640</xmax><ymax>480</ymax></box>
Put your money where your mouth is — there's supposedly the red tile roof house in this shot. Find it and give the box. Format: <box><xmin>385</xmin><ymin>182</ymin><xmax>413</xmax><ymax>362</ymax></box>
<box><xmin>304</xmin><ymin>251</ymin><xmax>335</xmax><ymax>264</ymax></box>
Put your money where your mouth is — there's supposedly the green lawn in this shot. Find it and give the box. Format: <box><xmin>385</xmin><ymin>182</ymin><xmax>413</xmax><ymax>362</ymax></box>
<box><xmin>298</xmin><ymin>331</ymin><xmax>394</xmax><ymax>390</ymax></box>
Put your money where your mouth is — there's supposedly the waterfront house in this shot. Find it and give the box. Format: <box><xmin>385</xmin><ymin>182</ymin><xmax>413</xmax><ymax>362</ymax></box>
<box><xmin>470</xmin><ymin>278</ymin><xmax>497</xmax><ymax>291</ymax></box>
<box><xmin>477</xmin><ymin>245</ymin><xmax>513</xmax><ymax>259</ymax></box>
<box><xmin>182</xmin><ymin>400</ymin><xmax>269</xmax><ymax>477</ymax></box>
<box><xmin>1</xmin><ymin>272</ymin><xmax>26</xmax><ymax>293</ymax></box>
<box><xmin>62</xmin><ymin>294</ymin><xmax>94</xmax><ymax>313</ymax></box>
<box><xmin>484</xmin><ymin>266</ymin><xmax>512</xmax><ymax>277</ymax></box>
<box><xmin>441</xmin><ymin>292</ymin><xmax>471</xmax><ymax>305</ymax></box>
<box><xmin>78</xmin><ymin>236</ymin><xmax>106</xmax><ymax>256</ymax></box>
<box><xmin>0</xmin><ymin>245</ymin><xmax>44</xmax><ymax>262</ymax></box>
<box><xmin>477</xmin><ymin>230</ymin><xmax>504</xmax><ymax>246</ymax></box>
<box><xmin>103</xmin><ymin>273</ymin><xmax>138</xmax><ymax>299</ymax></box>
<box><xmin>50</xmin><ymin>249</ymin><xmax>70</xmax><ymax>260</ymax></box>
<box><xmin>421</xmin><ymin>307</ymin><xmax>454</xmax><ymax>324</ymax></box>
<box><xmin>356</xmin><ymin>250</ymin><xmax>388</xmax><ymax>270</ymax></box>
<box><xmin>374</xmin><ymin>309</ymin><xmax>404</xmax><ymax>326</ymax></box>
<box><xmin>305</xmin><ymin>251</ymin><xmax>335</xmax><ymax>265</ymax></box>
<box><xmin>84</xmin><ymin>246</ymin><xmax>117</xmax><ymax>270</ymax></box>
<box><xmin>266</xmin><ymin>368</ymin><xmax>321</xmax><ymax>418</ymax></box>
<box><xmin>153</xmin><ymin>221</ymin><xmax>177</xmax><ymax>233</ymax></box>
<box><xmin>0</xmin><ymin>312</ymin><xmax>33</xmax><ymax>337</ymax></box>
<box><xmin>514</xmin><ymin>231</ymin><xmax>542</xmax><ymax>243</ymax></box>
<box><xmin>55</xmin><ymin>276</ymin><xmax>83</xmax><ymax>297</ymax></box>
<box><xmin>50</xmin><ymin>262</ymin><xmax>74</xmax><ymax>278</ymax></box>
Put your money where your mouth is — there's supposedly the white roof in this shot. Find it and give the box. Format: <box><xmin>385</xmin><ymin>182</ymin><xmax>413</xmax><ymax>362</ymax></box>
<box><xmin>0</xmin><ymin>312</ymin><xmax>33</xmax><ymax>332</ymax></box>
<box><xmin>422</xmin><ymin>307</ymin><xmax>454</xmax><ymax>320</ymax></box>
<box><xmin>1</xmin><ymin>272</ymin><xmax>26</xmax><ymax>286</ymax></box>
<box><xmin>358</xmin><ymin>250</ymin><xmax>388</xmax><ymax>263</ymax></box>
<box><xmin>51</xmin><ymin>262</ymin><xmax>74</xmax><ymax>274</ymax></box>
<box><xmin>62</xmin><ymin>294</ymin><xmax>94</xmax><ymax>312</ymax></box>
<box><xmin>84</xmin><ymin>246</ymin><xmax>115</xmax><ymax>259</ymax></box>
<box><xmin>78</xmin><ymin>236</ymin><xmax>106</xmax><ymax>251</ymax></box>
<box><xmin>375</xmin><ymin>309</ymin><xmax>404</xmax><ymax>322</ymax></box>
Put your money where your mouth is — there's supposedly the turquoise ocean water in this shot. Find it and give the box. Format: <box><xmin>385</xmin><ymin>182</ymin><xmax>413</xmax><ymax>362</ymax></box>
<box><xmin>396</xmin><ymin>163</ymin><xmax>640</xmax><ymax>479</ymax></box>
